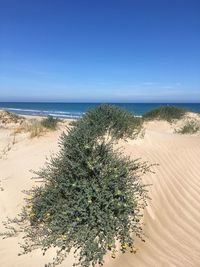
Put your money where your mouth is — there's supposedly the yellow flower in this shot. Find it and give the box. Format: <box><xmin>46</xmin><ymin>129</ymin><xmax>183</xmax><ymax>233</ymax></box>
<box><xmin>107</xmin><ymin>243</ymin><xmax>113</xmax><ymax>250</ymax></box>
<box><xmin>116</xmin><ymin>190</ymin><xmax>121</xmax><ymax>195</ymax></box>
<box><xmin>111</xmin><ymin>253</ymin><xmax>116</xmax><ymax>259</ymax></box>
<box><xmin>76</xmin><ymin>217</ymin><xmax>80</xmax><ymax>222</ymax></box>
<box><xmin>60</xmin><ymin>234</ymin><xmax>67</xmax><ymax>241</ymax></box>
<box><xmin>121</xmin><ymin>243</ymin><xmax>128</xmax><ymax>249</ymax></box>
<box><xmin>43</xmin><ymin>213</ymin><xmax>51</xmax><ymax>222</ymax></box>
<box><xmin>25</xmin><ymin>197</ymin><xmax>31</xmax><ymax>201</ymax></box>
<box><xmin>29</xmin><ymin>212</ymin><xmax>35</xmax><ymax>218</ymax></box>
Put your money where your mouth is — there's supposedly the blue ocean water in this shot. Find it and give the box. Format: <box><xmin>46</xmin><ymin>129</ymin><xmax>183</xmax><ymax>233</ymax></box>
<box><xmin>0</xmin><ymin>102</ymin><xmax>199</xmax><ymax>119</ymax></box>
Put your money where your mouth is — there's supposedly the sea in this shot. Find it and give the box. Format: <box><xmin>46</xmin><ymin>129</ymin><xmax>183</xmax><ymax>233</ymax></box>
<box><xmin>0</xmin><ymin>102</ymin><xmax>200</xmax><ymax>119</ymax></box>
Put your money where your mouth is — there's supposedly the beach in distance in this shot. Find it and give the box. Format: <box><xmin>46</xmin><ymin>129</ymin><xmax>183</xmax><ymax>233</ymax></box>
<box><xmin>0</xmin><ymin>106</ymin><xmax>200</xmax><ymax>267</ymax></box>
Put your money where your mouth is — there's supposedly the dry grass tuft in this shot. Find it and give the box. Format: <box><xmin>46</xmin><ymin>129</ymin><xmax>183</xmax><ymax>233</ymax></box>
<box><xmin>13</xmin><ymin>120</ymin><xmax>47</xmax><ymax>138</ymax></box>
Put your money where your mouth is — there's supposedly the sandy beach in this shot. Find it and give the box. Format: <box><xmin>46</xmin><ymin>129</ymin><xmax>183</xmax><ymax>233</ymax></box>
<box><xmin>0</xmin><ymin>111</ymin><xmax>200</xmax><ymax>267</ymax></box>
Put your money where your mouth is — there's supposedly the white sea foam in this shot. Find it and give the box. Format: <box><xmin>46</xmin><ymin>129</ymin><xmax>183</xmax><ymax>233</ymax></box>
<box><xmin>0</xmin><ymin>107</ymin><xmax>82</xmax><ymax>119</ymax></box>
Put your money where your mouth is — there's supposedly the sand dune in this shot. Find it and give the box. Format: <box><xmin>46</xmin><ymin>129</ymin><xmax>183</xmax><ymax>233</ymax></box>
<box><xmin>0</xmin><ymin>117</ymin><xmax>200</xmax><ymax>266</ymax></box>
<box><xmin>106</xmin><ymin>122</ymin><xmax>200</xmax><ymax>267</ymax></box>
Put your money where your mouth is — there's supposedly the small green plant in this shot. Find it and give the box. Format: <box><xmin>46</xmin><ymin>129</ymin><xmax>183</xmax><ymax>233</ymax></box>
<box><xmin>143</xmin><ymin>106</ymin><xmax>187</xmax><ymax>122</ymax></box>
<box><xmin>2</xmin><ymin>105</ymin><xmax>150</xmax><ymax>267</ymax></box>
<box><xmin>41</xmin><ymin>116</ymin><xmax>59</xmax><ymax>130</ymax></box>
<box><xmin>176</xmin><ymin>120</ymin><xmax>200</xmax><ymax>134</ymax></box>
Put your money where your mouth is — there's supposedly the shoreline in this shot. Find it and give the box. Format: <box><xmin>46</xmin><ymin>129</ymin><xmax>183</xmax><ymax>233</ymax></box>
<box><xmin>0</xmin><ymin>108</ymin><xmax>82</xmax><ymax>120</ymax></box>
<box><xmin>0</xmin><ymin>102</ymin><xmax>200</xmax><ymax>119</ymax></box>
<box><xmin>0</xmin><ymin>108</ymin><xmax>143</xmax><ymax>119</ymax></box>
<box><xmin>0</xmin><ymin>108</ymin><xmax>77</xmax><ymax>121</ymax></box>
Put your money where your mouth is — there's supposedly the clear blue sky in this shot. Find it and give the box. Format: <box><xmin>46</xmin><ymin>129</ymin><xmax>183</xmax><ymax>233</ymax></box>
<box><xmin>0</xmin><ymin>0</ymin><xmax>200</xmax><ymax>102</ymax></box>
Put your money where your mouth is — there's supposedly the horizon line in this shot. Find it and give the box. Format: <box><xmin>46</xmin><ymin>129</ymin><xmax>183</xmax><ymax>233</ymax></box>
<box><xmin>0</xmin><ymin>101</ymin><xmax>200</xmax><ymax>104</ymax></box>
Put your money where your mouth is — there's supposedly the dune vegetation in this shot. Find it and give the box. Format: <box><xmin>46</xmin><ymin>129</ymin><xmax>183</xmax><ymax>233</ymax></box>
<box><xmin>0</xmin><ymin>110</ymin><xmax>25</xmax><ymax>125</ymax></box>
<box><xmin>2</xmin><ymin>105</ymin><xmax>150</xmax><ymax>267</ymax></box>
<box><xmin>13</xmin><ymin>116</ymin><xmax>59</xmax><ymax>138</ymax></box>
<box><xmin>176</xmin><ymin>120</ymin><xmax>200</xmax><ymax>134</ymax></box>
<box><xmin>143</xmin><ymin>105</ymin><xmax>187</xmax><ymax>122</ymax></box>
<box><xmin>41</xmin><ymin>116</ymin><xmax>60</xmax><ymax>130</ymax></box>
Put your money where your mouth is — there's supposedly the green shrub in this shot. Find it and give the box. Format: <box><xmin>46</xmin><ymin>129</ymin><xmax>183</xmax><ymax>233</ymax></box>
<box><xmin>2</xmin><ymin>105</ymin><xmax>150</xmax><ymax>267</ymax></box>
<box><xmin>72</xmin><ymin>104</ymin><xmax>143</xmax><ymax>140</ymax></box>
<box><xmin>41</xmin><ymin>116</ymin><xmax>59</xmax><ymax>130</ymax></box>
<box><xmin>176</xmin><ymin>120</ymin><xmax>200</xmax><ymax>134</ymax></box>
<box><xmin>143</xmin><ymin>105</ymin><xmax>187</xmax><ymax>122</ymax></box>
